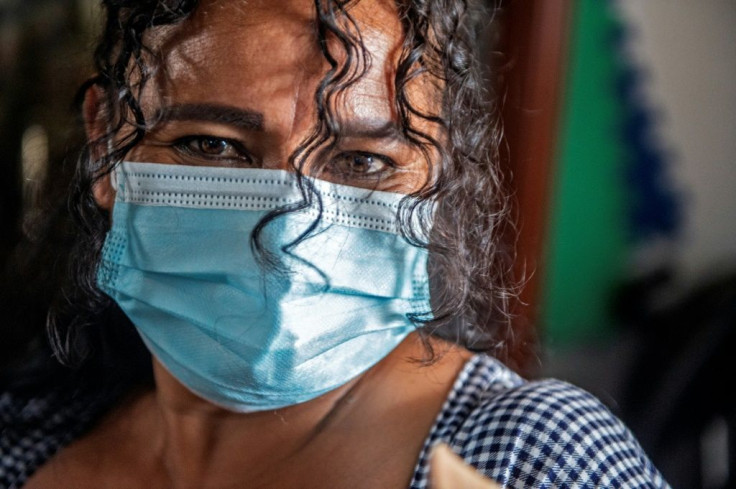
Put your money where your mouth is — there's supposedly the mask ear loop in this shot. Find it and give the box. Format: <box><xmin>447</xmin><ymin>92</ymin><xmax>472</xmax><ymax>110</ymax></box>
<box><xmin>106</xmin><ymin>128</ymin><xmax>119</xmax><ymax>191</ymax></box>
<box><xmin>110</xmin><ymin>163</ymin><xmax>119</xmax><ymax>191</ymax></box>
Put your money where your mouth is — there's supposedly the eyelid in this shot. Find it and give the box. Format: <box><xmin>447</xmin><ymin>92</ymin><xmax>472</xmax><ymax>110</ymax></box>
<box><xmin>325</xmin><ymin>150</ymin><xmax>398</xmax><ymax>183</ymax></box>
<box><xmin>333</xmin><ymin>150</ymin><xmax>397</xmax><ymax>168</ymax></box>
<box><xmin>174</xmin><ymin>134</ymin><xmax>244</xmax><ymax>148</ymax></box>
<box><xmin>173</xmin><ymin>135</ymin><xmax>254</xmax><ymax>164</ymax></box>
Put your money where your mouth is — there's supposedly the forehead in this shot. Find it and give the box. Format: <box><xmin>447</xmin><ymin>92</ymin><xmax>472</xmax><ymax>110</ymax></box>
<box><xmin>147</xmin><ymin>0</ymin><xmax>405</xmax><ymax>129</ymax></box>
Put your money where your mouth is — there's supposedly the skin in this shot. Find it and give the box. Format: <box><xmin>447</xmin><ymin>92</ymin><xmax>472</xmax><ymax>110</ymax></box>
<box><xmin>25</xmin><ymin>0</ymin><xmax>486</xmax><ymax>487</ymax></box>
<box><xmin>431</xmin><ymin>445</ymin><xmax>502</xmax><ymax>489</ymax></box>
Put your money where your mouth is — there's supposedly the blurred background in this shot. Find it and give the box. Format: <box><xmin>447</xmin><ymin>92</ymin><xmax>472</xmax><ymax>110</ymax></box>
<box><xmin>0</xmin><ymin>0</ymin><xmax>734</xmax><ymax>487</ymax></box>
<box><xmin>495</xmin><ymin>2</ymin><xmax>735</xmax><ymax>488</ymax></box>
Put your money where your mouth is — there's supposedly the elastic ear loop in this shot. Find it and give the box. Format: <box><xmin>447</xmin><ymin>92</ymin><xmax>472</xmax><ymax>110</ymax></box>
<box><xmin>110</xmin><ymin>164</ymin><xmax>119</xmax><ymax>191</ymax></box>
<box><xmin>107</xmin><ymin>130</ymin><xmax>119</xmax><ymax>191</ymax></box>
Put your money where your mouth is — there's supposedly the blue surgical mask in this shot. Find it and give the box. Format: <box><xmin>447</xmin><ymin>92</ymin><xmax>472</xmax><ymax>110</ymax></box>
<box><xmin>97</xmin><ymin>162</ymin><xmax>432</xmax><ymax>412</ymax></box>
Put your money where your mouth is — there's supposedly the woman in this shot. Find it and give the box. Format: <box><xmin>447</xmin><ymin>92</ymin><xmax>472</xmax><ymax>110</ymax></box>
<box><xmin>1</xmin><ymin>0</ymin><xmax>668</xmax><ymax>487</ymax></box>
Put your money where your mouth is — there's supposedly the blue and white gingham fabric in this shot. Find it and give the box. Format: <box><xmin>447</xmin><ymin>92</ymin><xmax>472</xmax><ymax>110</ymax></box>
<box><xmin>410</xmin><ymin>355</ymin><xmax>670</xmax><ymax>488</ymax></box>
<box><xmin>0</xmin><ymin>387</ymin><xmax>112</xmax><ymax>489</ymax></box>
<box><xmin>1</xmin><ymin>354</ymin><xmax>669</xmax><ymax>488</ymax></box>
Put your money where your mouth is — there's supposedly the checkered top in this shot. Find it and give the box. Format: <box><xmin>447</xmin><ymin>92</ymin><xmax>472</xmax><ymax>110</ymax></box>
<box><xmin>1</xmin><ymin>355</ymin><xmax>668</xmax><ymax>488</ymax></box>
<box><xmin>0</xmin><ymin>385</ymin><xmax>114</xmax><ymax>489</ymax></box>
<box><xmin>409</xmin><ymin>355</ymin><xmax>670</xmax><ymax>488</ymax></box>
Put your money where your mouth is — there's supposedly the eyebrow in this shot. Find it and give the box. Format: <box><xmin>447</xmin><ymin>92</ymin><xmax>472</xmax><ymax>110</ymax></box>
<box><xmin>339</xmin><ymin>118</ymin><xmax>404</xmax><ymax>141</ymax></box>
<box><xmin>156</xmin><ymin>103</ymin><xmax>264</xmax><ymax>131</ymax></box>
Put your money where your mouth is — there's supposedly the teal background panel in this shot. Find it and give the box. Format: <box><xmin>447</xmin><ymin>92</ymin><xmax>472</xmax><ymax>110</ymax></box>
<box><xmin>541</xmin><ymin>0</ymin><xmax>629</xmax><ymax>345</ymax></box>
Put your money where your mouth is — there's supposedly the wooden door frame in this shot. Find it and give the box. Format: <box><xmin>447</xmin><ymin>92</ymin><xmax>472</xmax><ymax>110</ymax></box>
<box><xmin>493</xmin><ymin>0</ymin><xmax>574</xmax><ymax>375</ymax></box>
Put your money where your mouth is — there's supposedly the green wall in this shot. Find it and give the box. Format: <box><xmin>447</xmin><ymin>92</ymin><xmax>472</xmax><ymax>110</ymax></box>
<box><xmin>541</xmin><ymin>0</ymin><xmax>628</xmax><ymax>345</ymax></box>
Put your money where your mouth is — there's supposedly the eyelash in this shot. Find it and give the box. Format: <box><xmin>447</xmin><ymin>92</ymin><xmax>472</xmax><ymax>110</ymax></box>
<box><xmin>173</xmin><ymin>135</ymin><xmax>253</xmax><ymax>165</ymax></box>
<box><xmin>327</xmin><ymin>151</ymin><xmax>396</xmax><ymax>179</ymax></box>
<box><xmin>171</xmin><ymin>136</ymin><xmax>396</xmax><ymax>179</ymax></box>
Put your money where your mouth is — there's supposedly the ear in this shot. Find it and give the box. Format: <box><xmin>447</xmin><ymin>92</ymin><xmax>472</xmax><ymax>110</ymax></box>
<box><xmin>82</xmin><ymin>83</ymin><xmax>115</xmax><ymax>211</ymax></box>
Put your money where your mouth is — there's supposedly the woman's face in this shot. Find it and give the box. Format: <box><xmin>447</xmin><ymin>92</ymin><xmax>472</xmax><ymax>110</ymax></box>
<box><xmin>115</xmin><ymin>0</ymin><xmax>435</xmax><ymax>194</ymax></box>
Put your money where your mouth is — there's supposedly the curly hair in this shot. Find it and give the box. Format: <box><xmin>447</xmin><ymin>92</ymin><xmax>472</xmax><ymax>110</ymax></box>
<box><xmin>36</xmin><ymin>0</ymin><xmax>513</xmax><ymax>390</ymax></box>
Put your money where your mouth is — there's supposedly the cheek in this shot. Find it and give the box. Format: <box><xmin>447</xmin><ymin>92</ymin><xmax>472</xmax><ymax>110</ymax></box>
<box><xmin>401</xmin><ymin>146</ymin><xmax>435</xmax><ymax>192</ymax></box>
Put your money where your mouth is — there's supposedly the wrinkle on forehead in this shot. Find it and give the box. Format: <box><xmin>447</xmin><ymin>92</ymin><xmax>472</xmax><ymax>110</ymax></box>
<box><xmin>136</xmin><ymin>0</ymin><xmax>437</xmax><ymax>159</ymax></box>
<box><xmin>317</xmin><ymin>0</ymin><xmax>405</xmax><ymax>128</ymax></box>
<box><xmin>156</xmin><ymin>9</ymin><xmax>320</xmax><ymax>86</ymax></box>
<box><xmin>145</xmin><ymin>3</ymin><xmax>324</xmax><ymax>140</ymax></box>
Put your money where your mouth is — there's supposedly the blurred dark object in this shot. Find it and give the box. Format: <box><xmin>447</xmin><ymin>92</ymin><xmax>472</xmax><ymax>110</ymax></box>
<box><xmin>616</xmin><ymin>271</ymin><xmax>736</xmax><ymax>489</ymax></box>
<box><xmin>616</xmin><ymin>61</ymin><xmax>681</xmax><ymax>245</ymax></box>
<box><xmin>1</xmin><ymin>0</ymin><xmax>92</xmax><ymax>270</ymax></box>
<box><xmin>0</xmin><ymin>0</ymin><xmax>96</xmax><ymax>363</ymax></box>
<box><xmin>0</xmin><ymin>0</ymin><xmax>154</xmax><ymax>399</ymax></box>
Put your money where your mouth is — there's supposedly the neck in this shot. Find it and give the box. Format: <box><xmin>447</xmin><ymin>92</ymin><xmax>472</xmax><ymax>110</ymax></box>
<box><xmin>150</xmin><ymin>358</ymin><xmax>365</xmax><ymax>488</ymax></box>
<box><xmin>145</xmin><ymin>334</ymin><xmax>470</xmax><ymax>489</ymax></box>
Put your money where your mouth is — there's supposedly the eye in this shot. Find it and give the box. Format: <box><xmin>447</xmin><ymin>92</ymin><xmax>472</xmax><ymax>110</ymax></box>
<box><xmin>328</xmin><ymin>151</ymin><xmax>395</xmax><ymax>179</ymax></box>
<box><xmin>173</xmin><ymin>136</ymin><xmax>253</xmax><ymax>166</ymax></box>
